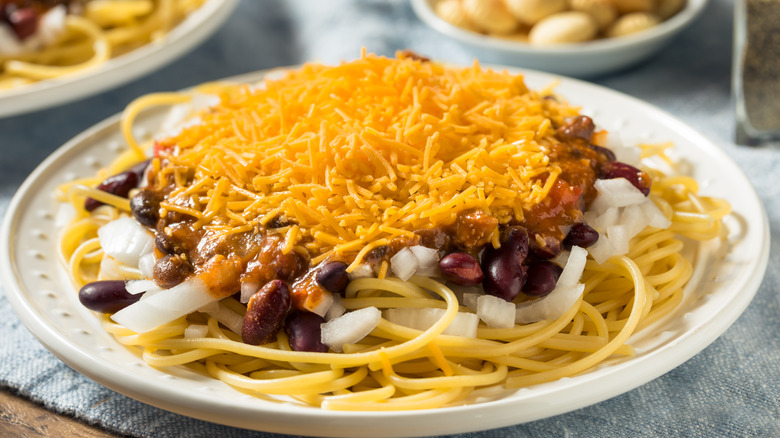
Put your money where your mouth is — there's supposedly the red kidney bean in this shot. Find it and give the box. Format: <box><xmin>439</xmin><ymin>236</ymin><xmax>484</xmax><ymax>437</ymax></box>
<box><xmin>481</xmin><ymin>227</ymin><xmax>529</xmax><ymax>302</ymax></box>
<box><xmin>242</xmin><ymin>280</ymin><xmax>291</xmax><ymax>345</ymax></box>
<box><xmin>529</xmin><ymin>234</ymin><xmax>562</xmax><ymax>259</ymax></box>
<box><xmin>563</xmin><ymin>223</ymin><xmax>600</xmax><ymax>248</ymax></box>
<box><xmin>315</xmin><ymin>261</ymin><xmax>349</xmax><ymax>294</ymax></box>
<box><xmin>128</xmin><ymin>159</ymin><xmax>151</xmax><ymax>179</ymax></box>
<box><xmin>588</xmin><ymin>144</ymin><xmax>616</xmax><ymax>162</ymax></box>
<box><xmin>439</xmin><ymin>252</ymin><xmax>483</xmax><ymax>285</ymax></box>
<box><xmin>78</xmin><ymin>280</ymin><xmax>140</xmax><ymax>313</ymax></box>
<box><xmin>153</xmin><ymin>254</ymin><xmax>191</xmax><ymax>289</ymax></box>
<box><xmin>154</xmin><ymin>232</ymin><xmax>176</xmax><ymax>255</ymax></box>
<box><xmin>504</xmin><ymin>227</ymin><xmax>530</xmax><ymax>262</ymax></box>
<box><xmin>557</xmin><ymin>116</ymin><xmax>595</xmax><ymax>142</ymax></box>
<box><xmin>84</xmin><ymin>171</ymin><xmax>139</xmax><ymax>211</ymax></box>
<box><xmin>599</xmin><ymin>161</ymin><xmax>651</xmax><ymax>196</ymax></box>
<box><xmin>285</xmin><ymin>311</ymin><xmax>328</xmax><ymax>352</ymax></box>
<box><xmin>130</xmin><ymin>189</ymin><xmax>161</xmax><ymax>227</ymax></box>
<box><xmin>7</xmin><ymin>7</ymin><xmax>38</xmax><ymax>40</ymax></box>
<box><xmin>523</xmin><ymin>261</ymin><xmax>563</xmax><ymax>297</ymax></box>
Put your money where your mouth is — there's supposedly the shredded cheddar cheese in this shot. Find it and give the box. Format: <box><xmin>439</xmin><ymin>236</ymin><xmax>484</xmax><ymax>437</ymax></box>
<box><xmin>154</xmin><ymin>52</ymin><xmax>579</xmax><ymax>263</ymax></box>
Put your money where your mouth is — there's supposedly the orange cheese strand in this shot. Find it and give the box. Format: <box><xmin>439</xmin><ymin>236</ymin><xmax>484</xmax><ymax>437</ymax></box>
<box><xmin>159</xmin><ymin>53</ymin><xmax>577</xmax><ymax>262</ymax></box>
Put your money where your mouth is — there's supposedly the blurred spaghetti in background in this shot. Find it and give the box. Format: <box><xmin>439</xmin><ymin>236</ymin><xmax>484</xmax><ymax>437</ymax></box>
<box><xmin>0</xmin><ymin>0</ymin><xmax>205</xmax><ymax>89</ymax></box>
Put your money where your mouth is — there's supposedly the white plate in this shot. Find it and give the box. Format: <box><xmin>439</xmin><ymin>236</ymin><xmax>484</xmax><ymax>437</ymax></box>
<box><xmin>0</xmin><ymin>0</ymin><xmax>237</xmax><ymax>118</ymax></box>
<box><xmin>0</xmin><ymin>67</ymin><xmax>770</xmax><ymax>437</ymax></box>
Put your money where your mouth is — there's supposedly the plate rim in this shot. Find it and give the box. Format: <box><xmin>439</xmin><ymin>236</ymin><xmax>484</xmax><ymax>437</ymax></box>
<box><xmin>0</xmin><ymin>0</ymin><xmax>238</xmax><ymax>118</ymax></box>
<box><xmin>0</xmin><ymin>66</ymin><xmax>771</xmax><ymax>437</ymax></box>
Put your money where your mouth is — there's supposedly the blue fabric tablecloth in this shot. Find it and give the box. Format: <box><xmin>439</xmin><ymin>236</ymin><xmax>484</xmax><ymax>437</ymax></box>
<box><xmin>1</xmin><ymin>1</ymin><xmax>778</xmax><ymax>436</ymax></box>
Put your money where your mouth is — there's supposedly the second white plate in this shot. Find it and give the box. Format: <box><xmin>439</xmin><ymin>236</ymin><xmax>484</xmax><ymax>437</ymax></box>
<box><xmin>0</xmin><ymin>67</ymin><xmax>770</xmax><ymax>437</ymax></box>
<box><xmin>0</xmin><ymin>0</ymin><xmax>237</xmax><ymax>118</ymax></box>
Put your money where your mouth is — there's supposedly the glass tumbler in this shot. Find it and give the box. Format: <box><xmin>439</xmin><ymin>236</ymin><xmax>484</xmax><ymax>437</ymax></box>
<box><xmin>733</xmin><ymin>0</ymin><xmax>780</xmax><ymax>145</ymax></box>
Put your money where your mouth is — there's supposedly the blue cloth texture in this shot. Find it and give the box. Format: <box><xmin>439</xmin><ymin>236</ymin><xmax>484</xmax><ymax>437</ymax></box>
<box><xmin>1</xmin><ymin>0</ymin><xmax>779</xmax><ymax>437</ymax></box>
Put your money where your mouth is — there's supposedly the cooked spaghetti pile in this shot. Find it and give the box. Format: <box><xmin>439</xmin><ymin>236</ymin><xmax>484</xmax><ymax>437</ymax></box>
<box><xmin>56</xmin><ymin>52</ymin><xmax>732</xmax><ymax>411</ymax></box>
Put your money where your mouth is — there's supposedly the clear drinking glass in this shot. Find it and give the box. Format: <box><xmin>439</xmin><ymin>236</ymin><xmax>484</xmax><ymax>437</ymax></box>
<box><xmin>733</xmin><ymin>0</ymin><xmax>780</xmax><ymax>145</ymax></box>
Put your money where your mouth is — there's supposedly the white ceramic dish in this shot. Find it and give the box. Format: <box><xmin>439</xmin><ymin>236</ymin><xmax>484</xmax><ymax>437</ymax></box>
<box><xmin>0</xmin><ymin>0</ymin><xmax>238</xmax><ymax>118</ymax></box>
<box><xmin>0</xmin><ymin>67</ymin><xmax>769</xmax><ymax>437</ymax></box>
<box><xmin>411</xmin><ymin>0</ymin><xmax>709</xmax><ymax>77</ymax></box>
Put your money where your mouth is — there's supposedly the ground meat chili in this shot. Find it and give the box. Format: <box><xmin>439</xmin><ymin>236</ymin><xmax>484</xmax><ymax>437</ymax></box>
<box><xmin>98</xmin><ymin>115</ymin><xmax>649</xmax><ymax>351</ymax></box>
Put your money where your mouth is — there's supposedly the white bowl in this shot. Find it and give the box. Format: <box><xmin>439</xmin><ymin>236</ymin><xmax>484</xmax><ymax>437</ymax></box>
<box><xmin>0</xmin><ymin>0</ymin><xmax>238</xmax><ymax>118</ymax></box>
<box><xmin>411</xmin><ymin>0</ymin><xmax>709</xmax><ymax>77</ymax></box>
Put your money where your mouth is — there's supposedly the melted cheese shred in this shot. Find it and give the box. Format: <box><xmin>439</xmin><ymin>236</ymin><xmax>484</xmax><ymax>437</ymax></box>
<box><xmin>155</xmin><ymin>53</ymin><xmax>576</xmax><ymax>263</ymax></box>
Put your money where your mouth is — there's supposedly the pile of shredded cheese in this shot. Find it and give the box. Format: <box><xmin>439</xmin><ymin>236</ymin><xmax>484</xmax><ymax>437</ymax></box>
<box><xmin>155</xmin><ymin>51</ymin><xmax>578</xmax><ymax>265</ymax></box>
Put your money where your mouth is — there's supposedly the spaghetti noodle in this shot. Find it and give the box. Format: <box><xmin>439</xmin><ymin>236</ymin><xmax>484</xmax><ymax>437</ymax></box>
<box><xmin>0</xmin><ymin>0</ymin><xmax>206</xmax><ymax>89</ymax></box>
<box><xmin>56</xmin><ymin>52</ymin><xmax>729</xmax><ymax>410</ymax></box>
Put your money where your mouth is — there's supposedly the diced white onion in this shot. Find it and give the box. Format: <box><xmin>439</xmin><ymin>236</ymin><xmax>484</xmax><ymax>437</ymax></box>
<box><xmin>38</xmin><ymin>6</ymin><xmax>66</xmax><ymax>45</ymax></box>
<box><xmin>184</xmin><ymin>324</ymin><xmax>209</xmax><ymax>339</ymax></box>
<box><xmin>348</xmin><ymin>263</ymin><xmax>375</xmax><ymax>280</ymax></box>
<box><xmin>477</xmin><ymin>295</ymin><xmax>515</xmax><ymax>328</ymax></box>
<box><xmin>552</xmin><ymin>249</ymin><xmax>571</xmax><ymax>268</ymax></box>
<box><xmin>390</xmin><ymin>247</ymin><xmax>418</xmax><ymax>281</ymax></box>
<box><xmin>592</xmin><ymin>178</ymin><xmax>647</xmax><ymax>210</ymax></box>
<box><xmin>391</xmin><ymin>246</ymin><xmax>442</xmax><ymax>279</ymax></box>
<box><xmin>588</xmin><ymin>236</ymin><xmax>617</xmax><ymax>264</ymax></box>
<box><xmin>583</xmin><ymin>178</ymin><xmax>671</xmax><ymax>264</ymax></box>
<box><xmin>620</xmin><ymin>204</ymin><xmax>649</xmax><ymax>237</ymax></box>
<box><xmin>240</xmin><ymin>281</ymin><xmax>259</xmax><ymax>304</ymax></box>
<box><xmin>586</xmin><ymin>206</ymin><xmax>619</xmax><ymax>230</ymax></box>
<box><xmin>611</xmin><ymin>145</ymin><xmax>642</xmax><ymax>166</ymax></box>
<box><xmin>606</xmin><ymin>224</ymin><xmax>630</xmax><ymax>255</ymax></box>
<box><xmin>515</xmin><ymin>283</ymin><xmax>585</xmax><ymax>324</ymax></box>
<box><xmin>111</xmin><ymin>277</ymin><xmax>216</xmax><ymax>333</ymax></box>
<box><xmin>321</xmin><ymin>307</ymin><xmax>381</xmax><ymax>352</ymax></box>
<box><xmin>158</xmin><ymin>104</ymin><xmax>194</xmax><ymax>138</ymax></box>
<box><xmin>0</xmin><ymin>6</ymin><xmax>66</xmax><ymax>56</ymax></box>
<box><xmin>0</xmin><ymin>25</ymin><xmax>22</xmax><ymax>56</ymax></box>
<box><xmin>139</xmin><ymin>288</ymin><xmax>163</xmax><ymax>300</ymax></box>
<box><xmin>410</xmin><ymin>245</ymin><xmax>440</xmax><ymax>277</ymax></box>
<box><xmin>192</xmin><ymin>93</ymin><xmax>221</xmax><ymax>110</ymax></box>
<box><xmin>557</xmin><ymin>246</ymin><xmax>588</xmax><ymax>288</ymax></box>
<box><xmin>383</xmin><ymin>308</ymin><xmax>479</xmax><ymax>338</ymax></box>
<box><xmin>205</xmin><ymin>304</ymin><xmax>244</xmax><ymax>335</ymax></box>
<box><xmin>640</xmin><ymin>199</ymin><xmax>672</xmax><ymax>229</ymax></box>
<box><xmin>125</xmin><ymin>279</ymin><xmax>160</xmax><ymax>295</ymax></box>
<box><xmin>242</xmin><ymin>283</ymin><xmax>331</xmax><ymax>317</ymax></box>
<box><xmin>157</xmin><ymin>93</ymin><xmax>218</xmax><ymax>139</ymax></box>
<box><xmin>325</xmin><ymin>295</ymin><xmax>347</xmax><ymax>321</ymax></box>
<box><xmin>138</xmin><ymin>251</ymin><xmax>156</xmax><ymax>279</ymax></box>
<box><xmin>98</xmin><ymin>217</ymin><xmax>154</xmax><ymax>267</ymax></box>
<box><xmin>306</xmin><ymin>291</ymin><xmax>334</xmax><ymax>318</ymax></box>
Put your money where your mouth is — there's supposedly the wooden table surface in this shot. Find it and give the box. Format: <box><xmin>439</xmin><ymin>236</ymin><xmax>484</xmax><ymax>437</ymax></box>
<box><xmin>0</xmin><ymin>389</ymin><xmax>118</xmax><ymax>437</ymax></box>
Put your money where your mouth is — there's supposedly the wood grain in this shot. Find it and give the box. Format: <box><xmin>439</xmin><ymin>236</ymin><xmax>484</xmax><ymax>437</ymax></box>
<box><xmin>0</xmin><ymin>389</ymin><xmax>118</xmax><ymax>437</ymax></box>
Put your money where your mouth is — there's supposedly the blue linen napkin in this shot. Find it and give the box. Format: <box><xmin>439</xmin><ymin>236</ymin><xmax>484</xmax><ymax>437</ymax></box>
<box><xmin>1</xmin><ymin>0</ymin><xmax>778</xmax><ymax>436</ymax></box>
